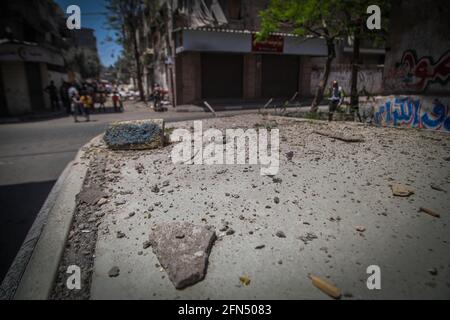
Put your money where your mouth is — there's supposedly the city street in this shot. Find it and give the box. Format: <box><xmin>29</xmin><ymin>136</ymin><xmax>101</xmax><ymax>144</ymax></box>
<box><xmin>1</xmin><ymin>0</ymin><xmax>449</xmax><ymax>304</ymax></box>
<box><xmin>0</xmin><ymin>103</ymin><xmax>250</xmax><ymax>282</ymax></box>
<box><xmin>49</xmin><ymin>114</ymin><xmax>450</xmax><ymax>299</ymax></box>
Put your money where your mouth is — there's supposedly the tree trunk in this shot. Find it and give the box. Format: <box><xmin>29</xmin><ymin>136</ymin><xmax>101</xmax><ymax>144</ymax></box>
<box><xmin>165</xmin><ymin>0</ymin><xmax>177</xmax><ymax>107</ymax></box>
<box><xmin>132</xmin><ymin>29</ymin><xmax>145</xmax><ymax>102</ymax></box>
<box><xmin>350</xmin><ymin>32</ymin><xmax>361</xmax><ymax>109</ymax></box>
<box><xmin>311</xmin><ymin>39</ymin><xmax>335</xmax><ymax>113</ymax></box>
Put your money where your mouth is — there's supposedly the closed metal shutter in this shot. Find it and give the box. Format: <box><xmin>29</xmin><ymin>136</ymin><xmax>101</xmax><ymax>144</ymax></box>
<box><xmin>262</xmin><ymin>55</ymin><xmax>299</xmax><ymax>98</ymax></box>
<box><xmin>201</xmin><ymin>53</ymin><xmax>243</xmax><ymax>99</ymax></box>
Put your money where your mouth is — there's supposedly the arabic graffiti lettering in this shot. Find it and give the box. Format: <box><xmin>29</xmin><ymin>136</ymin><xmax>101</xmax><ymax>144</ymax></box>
<box><xmin>374</xmin><ymin>97</ymin><xmax>450</xmax><ymax>131</ymax></box>
<box><xmin>386</xmin><ymin>50</ymin><xmax>450</xmax><ymax>92</ymax></box>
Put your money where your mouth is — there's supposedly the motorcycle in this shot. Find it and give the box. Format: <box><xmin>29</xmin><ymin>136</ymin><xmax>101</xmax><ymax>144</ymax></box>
<box><xmin>151</xmin><ymin>89</ymin><xmax>169</xmax><ymax>112</ymax></box>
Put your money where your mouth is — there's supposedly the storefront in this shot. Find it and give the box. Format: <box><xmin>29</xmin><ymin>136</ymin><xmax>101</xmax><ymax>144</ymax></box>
<box><xmin>174</xmin><ymin>27</ymin><xmax>327</xmax><ymax>105</ymax></box>
<box><xmin>261</xmin><ymin>55</ymin><xmax>300</xmax><ymax>98</ymax></box>
<box><xmin>201</xmin><ymin>53</ymin><xmax>243</xmax><ymax>99</ymax></box>
<box><xmin>0</xmin><ymin>41</ymin><xmax>66</xmax><ymax>116</ymax></box>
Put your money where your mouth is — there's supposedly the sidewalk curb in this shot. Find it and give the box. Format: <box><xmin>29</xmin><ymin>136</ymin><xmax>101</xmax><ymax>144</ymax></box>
<box><xmin>268</xmin><ymin>114</ymin><xmax>450</xmax><ymax>134</ymax></box>
<box><xmin>267</xmin><ymin>114</ymin><xmax>366</xmax><ymax>127</ymax></box>
<box><xmin>0</xmin><ymin>135</ymin><xmax>101</xmax><ymax>300</ymax></box>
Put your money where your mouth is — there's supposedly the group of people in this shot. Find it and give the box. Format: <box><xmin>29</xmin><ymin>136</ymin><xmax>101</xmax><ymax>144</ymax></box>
<box><xmin>44</xmin><ymin>80</ymin><xmax>123</xmax><ymax>123</ymax></box>
<box><xmin>44</xmin><ymin>79</ymin><xmax>355</xmax><ymax>122</ymax></box>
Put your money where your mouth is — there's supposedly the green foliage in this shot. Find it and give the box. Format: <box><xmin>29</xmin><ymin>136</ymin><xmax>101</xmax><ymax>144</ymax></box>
<box><xmin>109</xmin><ymin>52</ymin><xmax>135</xmax><ymax>83</ymax></box>
<box><xmin>259</xmin><ymin>0</ymin><xmax>391</xmax><ymax>112</ymax></box>
<box><xmin>105</xmin><ymin>0</ymin><xmax>154</xmax><ymax>100</ymax></box>
<box><xmin>259</xmin><ymin>0</ymin><xmax>346</xmax><ymax>41</ymax></box>
<box><xmin>259</xmin><ymin>0</ymin><xmax>390</xmax><ymax>42</ymax></box>
<box><xmin>105</xmin><ymin>0</ymin><xmax>152</xmax><ymax>49</ymax></box>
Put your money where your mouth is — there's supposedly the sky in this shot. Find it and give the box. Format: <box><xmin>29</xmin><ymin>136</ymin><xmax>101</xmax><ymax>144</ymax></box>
<box><xmin>55</xmin><ymin>0</ymin><xmax>122</xmax><ymax>66</ymax></box>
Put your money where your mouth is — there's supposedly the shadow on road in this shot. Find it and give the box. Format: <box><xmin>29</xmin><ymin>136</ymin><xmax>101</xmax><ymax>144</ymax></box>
<box><xmin>0</xmin><ymin>180</ymin><xmax>55</xmax><ymax>282</ymax></box>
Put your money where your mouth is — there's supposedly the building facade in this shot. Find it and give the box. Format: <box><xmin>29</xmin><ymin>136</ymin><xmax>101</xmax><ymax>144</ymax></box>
<box><xmin>65</xmin><ymin>27</ymin><xmax>101</xmax><ymax>80</ymax></box>
<box><xmin>146</xmin><ymin>0</ymin><xmax>386</xmax><ymax>106</ymax></box>
<box><xmin>71</xmin><ymin>28</ymin><xmax>98</xmax><ymax>52</ymax></box>
<box><xmin>172</xmin><ymin>0</ymin><xmax>327</xmax><ymax>105</ymax></box>
<box><xmin>383</xmin><ymin>0</ymin><xmax>450</xmax><ymax>95</ymax></box>
<box><xmin>0</xmin><ymin>0</ymin><xmax>70</xmax><ymax>116</ymax></box>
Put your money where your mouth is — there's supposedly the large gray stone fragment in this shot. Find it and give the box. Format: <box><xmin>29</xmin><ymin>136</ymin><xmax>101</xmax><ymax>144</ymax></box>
<box><xmin>148</xmin><ymin>222</ymin><xmax>216</xmax><ymax>290</ymax></box>
<box><xmin>76</xmin><ymin>185</ymin><xmax>107</xmax><ymax>205</ymax></box>
<box><xmin>103</xmin><ymin>119</ymin><xmax>165</xmax><ymax>150</ymax></box>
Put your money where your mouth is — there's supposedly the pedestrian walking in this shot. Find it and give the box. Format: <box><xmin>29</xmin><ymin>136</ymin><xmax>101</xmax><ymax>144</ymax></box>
<box><xmin>71</xmin><ymin>93</ymin><xmax>85</xmax><ymax>122</ymax></box>
<box><xmin>68</xmin><ymin>82</ymin><xmax>79</xmax><ymax>121</ymax></box>
<box><xmin>97</xmin><ymin>84</ymin><xmax>107</xmax><ymax>112</ymax></box>
<box><xmin>328</xmin><ymin>80</ymin><xmax>344</xmax><ymax>121</ymax></box>
<box><xmin>44</xmin><ymin>81</ymin><xmax>60</xmax><ymax>111</ymax></box>
<box><xmin>112</xmin><ymin>91</ymin><xmax>121</xmax><ymax>112</ymax></box>
<box><xmin>59</xmin><ymin>81</ymin><xmax>71</xmax><ymax>114</ymax></box>
<box><xmin>79</xmin><ymin>92</ymin><xmax>91</xmax><ymax>122</ymax></box>
<box><xmin>68</xmin><ymin>82</ymin><xmax>79</xmax><ymax>100</ymax></box>
<box><xmin>152</xmin><ymin>83</ymin><xmax>164</xmax><ymax>112</ymax></box>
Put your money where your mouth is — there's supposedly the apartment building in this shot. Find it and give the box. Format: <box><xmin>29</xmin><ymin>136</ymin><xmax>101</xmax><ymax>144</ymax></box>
<box><xmin>0</xmin><ymin>0</ymin><xmax>70</xmax><ymax>116</ymax></box>
<box><xmin>172</xmin><ymin>0</ymin><xmax>327</xmax><ymax>105</ymax></box>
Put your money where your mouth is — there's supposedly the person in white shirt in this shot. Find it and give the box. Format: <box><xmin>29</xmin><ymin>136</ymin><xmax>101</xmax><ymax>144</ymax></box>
<box><xmin>328</xmin><ymin>80</ymin><xmax>344</xmax><ymax>121</ymax></box>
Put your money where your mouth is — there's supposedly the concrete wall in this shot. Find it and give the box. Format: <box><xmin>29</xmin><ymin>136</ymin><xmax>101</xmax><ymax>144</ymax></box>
<box><xmin>311</xmin><ymin>65</ymin><xmax>383</xmax><ymax>96</ymax></box>
<box><xmin>383</xmin><ymin>0</ymin><xmax>450</xmax><ymax>95</ymax></box>
<box><xmin>299</xmin><ymin>56</ymin><xmax>312</xmax><ymax>97</ymax></box>
<box><xmin>365</xmin><ymin>0</ymin><xmax>450</xmax><ymax>132</ymax></box>
<box><xmin>369</xmin><ymin>95</ymin><xmax>450</xmax><ymax>132</ymax></box>
<box><xmin>1</xmin><ymin>62</ymin><xmax>31</xmax><ymax>115</ymax></box>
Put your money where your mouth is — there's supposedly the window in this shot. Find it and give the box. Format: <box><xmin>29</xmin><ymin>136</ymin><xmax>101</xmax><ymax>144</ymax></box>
<box><xmin>23</xmin><ymin>23</ymin><xmax>38</xmax><ymax>42</ymax></box>
<box><xmin>228</xmin><ymin>0</ymin><xmax>242</xmax><ymax>20</ymax></box>
<box><xmin>219</xmin><ymin>0</ymin><xmax>242</xmax><ymax>20</ymax></box>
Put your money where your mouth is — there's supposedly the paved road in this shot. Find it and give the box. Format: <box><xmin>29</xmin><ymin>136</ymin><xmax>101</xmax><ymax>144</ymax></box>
<box><xmin>0</xmin><ymin>104</ymin><xmax>253</xmax><ymax>282</ymax></box>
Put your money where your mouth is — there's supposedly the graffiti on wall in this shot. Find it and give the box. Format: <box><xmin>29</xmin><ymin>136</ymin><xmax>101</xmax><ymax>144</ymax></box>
<box><xmin>386</xmin><ymin>50</ymin><xmax>450</xmax><ymax>92</ymax></box>
<box><xmin>374</xmin><ymin>97</ymin><xmax>450</xmax><ymax>131</ymax></box>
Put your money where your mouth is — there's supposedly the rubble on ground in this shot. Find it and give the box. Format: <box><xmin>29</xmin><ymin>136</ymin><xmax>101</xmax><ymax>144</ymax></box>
<box><xmin>52</xmin><ymin>114</ymin><xmax>450</xmax><ymax>299</ymax></box>
<box><xmin>148</xmin><ymin>222</ymin><xmax>216</xmax><ymax>289</ymax></box>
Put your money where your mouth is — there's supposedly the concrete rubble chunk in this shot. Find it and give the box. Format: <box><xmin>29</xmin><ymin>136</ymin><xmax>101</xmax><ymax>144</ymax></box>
<box><xmin>391</xmin><ymin>184</ymin><xmax>414</xmax><ymax>197</ymax></box>
<box><xmin>108</xmin><ymin>266</ymin><xmax>120</xmax><ymax>278</ymax></box>
<box><xmin>148</xmin><ymin>222</ymin><xmax>216</xmax><ymax>290</ymax></box>
<box><xmin>76</xmin><ymin>185</ymin><xmax>107</xmax><ymax>205</ymax></box>
<box><xmin>103</xmin><ymin>119</ymin><xmax>165</xmax><ymax>150</ymax></box>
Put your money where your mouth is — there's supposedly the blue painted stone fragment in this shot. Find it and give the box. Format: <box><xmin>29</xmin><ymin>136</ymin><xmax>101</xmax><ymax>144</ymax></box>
<box><xmin>104</xmin><ymin>119</ymin><xmax>165</xmax><ymax>150</ymax></box>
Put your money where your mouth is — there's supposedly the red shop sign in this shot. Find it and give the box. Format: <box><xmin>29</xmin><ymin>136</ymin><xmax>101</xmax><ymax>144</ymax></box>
<box><xmin>251</xmin><ymin>34</ymin><xmax>284</xmax><ymax>53</ymax></box>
